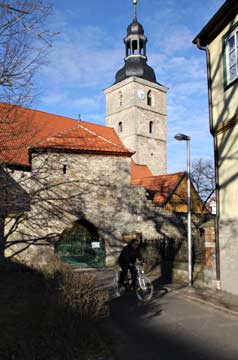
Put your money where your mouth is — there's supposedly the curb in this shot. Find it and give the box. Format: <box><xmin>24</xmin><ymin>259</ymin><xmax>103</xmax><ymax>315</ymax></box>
<box><xmin>168</xmin><ymin>287</ymin><xmax>238</xmax><ymax>317</ymax></box>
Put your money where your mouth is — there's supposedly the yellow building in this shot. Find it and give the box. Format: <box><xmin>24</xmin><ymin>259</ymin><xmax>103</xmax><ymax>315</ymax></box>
<box><xmin>193</xmin><ymin>0</ymin><xmax>238</xmax><ymax>294</ymax></box>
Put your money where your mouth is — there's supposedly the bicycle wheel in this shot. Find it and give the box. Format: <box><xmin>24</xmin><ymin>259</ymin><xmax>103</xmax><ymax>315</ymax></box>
<box><xmin>113</xmin><ymin>270</ymin><xmax>126</xmax><ymax>297</ymax></box>
<box><xmin>136</xmin><ymin>275</ymin><xmax>154</xmax><ymax>302</ymax></box>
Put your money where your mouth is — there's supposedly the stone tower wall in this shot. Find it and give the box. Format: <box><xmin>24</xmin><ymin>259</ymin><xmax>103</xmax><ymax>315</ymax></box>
<box><xmin>104</xmin><ymin>76</ymin><xmax>168</xmax><ymax>175</ymax></box>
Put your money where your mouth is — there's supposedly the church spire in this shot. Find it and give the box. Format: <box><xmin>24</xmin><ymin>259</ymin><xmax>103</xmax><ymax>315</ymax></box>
<box><xmin>133</xmin><ymin>0</ymin><xmax>138</xmax><ymax>20</ymax></box>
<box><xmin>114</xmin><ymin>0</ymin><xmax>156</xmax><ymax>84</ymax></box>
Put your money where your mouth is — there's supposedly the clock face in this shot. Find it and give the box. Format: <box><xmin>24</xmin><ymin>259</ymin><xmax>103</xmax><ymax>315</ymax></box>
<box><xmin>137</xmin><ymin>88</ymin><xmax>145</xmax><ymax>100</ymax></box>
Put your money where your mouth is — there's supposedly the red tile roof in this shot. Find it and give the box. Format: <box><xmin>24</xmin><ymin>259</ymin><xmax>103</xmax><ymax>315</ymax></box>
<box><xmin>132</xmin><ymin>172</ymin><xmax>185</xmax><ymax>205</ymax></box>
<box><xmin>130</xmin><ymin>160</ymin><xmax>153</xmax><ymax>180</ymax></box>
<box><xmin>32</xmin><ymin>124</ymin><xmax>134</xmax><ymax>156</ymax></box>
<box><xmin>0</xmin><ymin>103</ymin><xmax>133</xmax><ymax>166</ymax></box>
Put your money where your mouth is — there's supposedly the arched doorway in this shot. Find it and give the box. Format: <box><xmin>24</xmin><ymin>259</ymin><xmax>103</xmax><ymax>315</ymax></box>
<box><xmin>56</xmin><ymin>220</ymin><xmax>105</xmax><ymax>268</ymax></box>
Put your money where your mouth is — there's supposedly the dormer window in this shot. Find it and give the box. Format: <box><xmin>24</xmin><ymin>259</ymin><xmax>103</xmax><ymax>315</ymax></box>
<box><xmin>224</xmin><ymin>25</ymin><xmax>238</xmax><ymax>87</ymax></box>
<box><xmin>149</xmin><ymin>121</ymin><xmax>153</xmax><ymax>134</ymax></box>
<box><xmin>118</xmin><ymin>122</ymin><xmax>123</xmax><ymax>132</ymax></box>
<box><xmin>147</xmin><ymin>90</ymin><xmax>152</xmax><ymax>106</ymax></box>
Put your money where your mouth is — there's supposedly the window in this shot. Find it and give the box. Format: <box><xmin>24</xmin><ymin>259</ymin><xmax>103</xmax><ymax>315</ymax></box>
<box><xmin>118</xmin><ymin>122</ymin><xmax>123</xmax><ymax>132</ymax></box>
<box><xmin>140</xmin><ymin>39</ymin><xmax>145</xmax><ymax>56</ymax></box>
<box><xmin>132</xmin><ymin>40</ymin><xmax>139</xmax><ymax>54</ymax></box>
<box><xmin>149</xmin><ymin>121</ymin><xmax>153</xmax><ymax>134</ymax></box>
<box><xmin>147</xmin><ymin>90</ymin><xmax>152</xmax><ymax>106</ymax></box>
<box><xmin>63</xmin><ymin>165</ymin><xmax>67</xmax><ymax>174</ymax></box>
<box><xmin>224</xmin><ymin>25</ymin><xmax>238</xmax><ymax>86</ymax></box>
<box><xmin>118</xmin><ymin>91</ymin><xmax>123</xmax><ymax>106</ymax></box>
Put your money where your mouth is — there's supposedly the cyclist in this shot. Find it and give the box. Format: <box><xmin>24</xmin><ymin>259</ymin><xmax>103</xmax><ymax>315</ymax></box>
<box><xmin>118</xmin><ymin>238</ymin><xmax>144</xmax><ymax>289</ymax></box>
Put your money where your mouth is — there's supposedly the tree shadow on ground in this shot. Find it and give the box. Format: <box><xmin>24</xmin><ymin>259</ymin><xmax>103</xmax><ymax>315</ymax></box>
<box><xmin>107</xmin><ymin>277</ymin><xmax>237</xmax><ymax>360</ymax></box>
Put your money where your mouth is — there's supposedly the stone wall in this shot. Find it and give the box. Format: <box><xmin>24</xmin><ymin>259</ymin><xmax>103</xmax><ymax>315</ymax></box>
<box><xmin>3</xmin><ymin>151</ymin><xmax>208</xmax><ymax>277</ymax></box>
<box><xmin>3</xmin><ymin>151</ymin><xmax>184</xmax><ymax>266</ymax></box>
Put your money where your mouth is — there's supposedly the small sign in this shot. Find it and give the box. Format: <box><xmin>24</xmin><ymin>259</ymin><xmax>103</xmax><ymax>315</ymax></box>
<box><xmin>92</xmin><ymin>242</ymin><xmax>100</xmax><ymax>249</ymax></box>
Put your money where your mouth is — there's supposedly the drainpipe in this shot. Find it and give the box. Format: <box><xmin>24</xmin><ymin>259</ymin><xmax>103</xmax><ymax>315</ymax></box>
<box><xmin>195</xmin><ymin>38</ymin><xmax>221</xmax><ymax>290</ymax></box>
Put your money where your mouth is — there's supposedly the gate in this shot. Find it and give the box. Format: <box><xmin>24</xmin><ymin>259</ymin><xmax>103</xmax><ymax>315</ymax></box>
<box><xmin>56</xmin><ymin>221</ymin><xmax>105</xmax><ymax>268</ymax></box>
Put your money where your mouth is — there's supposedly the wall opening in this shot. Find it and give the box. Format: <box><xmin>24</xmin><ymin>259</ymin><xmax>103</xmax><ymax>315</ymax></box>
<box><xmin>118</xmin><ymin>121</ymin><xmax>123</xmax><ymax>132</ymax></box>
<box><xmin>56</xmin><ymin>219</ymin><xmax>105</xmax><ymax>268</ymax></box>
<box><xmin>132</xmin><ymin>40</ymin><xmax>139</xmax><ymax>54</ymax></box>
<box><xmin>147</xmin><ymin>90</ymin><xmax>152</xmax><ymax>106</ymax></box>
<box><xmin>119</xmin><ymin>91</ymin><xmax>123</xmax><ymax>106</ymax></box>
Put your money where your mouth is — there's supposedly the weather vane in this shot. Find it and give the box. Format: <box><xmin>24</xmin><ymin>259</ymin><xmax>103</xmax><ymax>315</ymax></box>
<box><xmin>133</xmin><ymin>0</ymin><xmax>138</xmax><ymax>20</ymax></box>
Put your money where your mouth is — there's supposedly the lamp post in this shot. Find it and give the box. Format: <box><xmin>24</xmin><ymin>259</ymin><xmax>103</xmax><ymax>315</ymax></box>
<box><xmin>174</xmin><ymin>133</ymin><xmax>192</xmax><ymax>287</ymax></box>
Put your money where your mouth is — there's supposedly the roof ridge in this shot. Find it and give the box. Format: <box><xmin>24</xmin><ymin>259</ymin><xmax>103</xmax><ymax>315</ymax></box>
<box><xmin>78</xmin><ymin>123</ymin><xmax>134</xmax><ymax>153</ymax></box>
<box><xmin>156</xmin><ymin>171</ymin><xmax>185</xmax><ymax>177</ymax></box>
<box><xmin>81</xmin><ymin>119</ymin><xmax>109</xmax><ymax>129</ymax></box>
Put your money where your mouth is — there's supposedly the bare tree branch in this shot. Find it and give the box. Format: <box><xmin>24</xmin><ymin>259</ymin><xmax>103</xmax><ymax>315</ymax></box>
<box><xmin>191</xmin><ymin>158</ymin><xmax>215</xmax><ymax>203</ymax></box>
<box><xmin>0</xmin><ymin>1</ymin><xmax>56</xmax><ymax>106</ymax></box>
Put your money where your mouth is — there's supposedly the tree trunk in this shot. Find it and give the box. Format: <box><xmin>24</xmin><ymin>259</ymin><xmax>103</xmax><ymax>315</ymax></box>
<box><xmin>0</xmin><ymin>216</ymin><xmax>5</xmax><ymax>257</ymax></box>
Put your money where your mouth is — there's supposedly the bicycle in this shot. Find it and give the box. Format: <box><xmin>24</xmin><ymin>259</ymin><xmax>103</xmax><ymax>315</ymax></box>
<box><xmin>113</xmin><ymin>262</ymin><xmax>154</xmax><ymax>302</ymax></box>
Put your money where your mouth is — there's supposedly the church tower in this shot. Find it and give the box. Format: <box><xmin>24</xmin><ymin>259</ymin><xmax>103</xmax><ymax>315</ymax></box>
<box><xmin>104</xmin><ymin>0</ymin><xmax>168</xmax><ymax>175</ymax></box>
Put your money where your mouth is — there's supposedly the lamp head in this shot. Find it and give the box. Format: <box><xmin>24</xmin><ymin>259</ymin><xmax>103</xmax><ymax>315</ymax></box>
<box><xmin>175</xmin><ymin>133</ymin><xmax>190</xmax><ymax>141</ymax></box>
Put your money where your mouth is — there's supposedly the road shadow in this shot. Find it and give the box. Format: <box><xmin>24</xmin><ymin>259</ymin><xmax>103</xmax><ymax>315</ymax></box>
<box><xmin>106</xmin><ymin>278</ymin><xmax>238</xmax><ymax>360</ymax></box>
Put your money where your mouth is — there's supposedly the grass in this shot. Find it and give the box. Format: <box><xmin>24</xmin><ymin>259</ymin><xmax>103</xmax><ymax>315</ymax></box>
<box><xmin>0</xmin><ymin>257</ymin><xmax>112</xmax><ymax>360</ymax></box>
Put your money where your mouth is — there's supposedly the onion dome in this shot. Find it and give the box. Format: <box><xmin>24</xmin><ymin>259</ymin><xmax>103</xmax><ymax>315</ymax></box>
<box><xmin>127</xmin><ymin>19</ymin><xmax>144</xmax><ymax>36</ymax></box>
<box><xmin>114</xmin><ymin>0</ymin><xmax>157</xmax><ymax>84</ymax></box>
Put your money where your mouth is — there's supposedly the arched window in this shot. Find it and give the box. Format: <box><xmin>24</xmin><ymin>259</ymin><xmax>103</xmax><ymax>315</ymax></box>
<box><xmin>140</xmin><ymin>39</ymin><xmax>144</xmax><ymax>55</ymax></box>
<box><xmin>119</xmin><ymin>91</ymin><xmax>123</xmax><ymax>106</ymax></box>
<box><xmin>149</xmin><ymin>121</ymin><xmax>153</xmax><ymax>134</ymax></box>
<box><xmin>132</xmin><ymin>40</ymin><xmax>139</xmax><ymax>54</ymax></box>
<box><xmin>147</xmin><ymin>90</ymin><xmax>152</xmax><ymax>106</ymax></box>
<box><xmin>118</xmin><ymin>122</ymin><xmax>123</xmax><ymax>133</ymax></box>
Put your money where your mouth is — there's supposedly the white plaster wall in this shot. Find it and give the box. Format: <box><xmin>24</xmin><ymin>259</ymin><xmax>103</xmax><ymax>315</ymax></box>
<box><xmin>217</xmin><ymin>125</ymin><xmax>238</xmax><ymax>294</ymax></box>
<box><xmin>208</xmin><ymin>14</ymin><xmax>238</xmax><ymax>295</ymax></box>
<box><xmin>209</xmin><ymin>15</ymin><xmax>238</xmax><ymax>129</ymax></box>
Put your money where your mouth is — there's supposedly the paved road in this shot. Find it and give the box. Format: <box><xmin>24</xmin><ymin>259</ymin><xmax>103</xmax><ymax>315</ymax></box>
<box><xmin>101</xmin><ymin>279</ymin><xmax>238</xmax><ymax>360</ymax></box>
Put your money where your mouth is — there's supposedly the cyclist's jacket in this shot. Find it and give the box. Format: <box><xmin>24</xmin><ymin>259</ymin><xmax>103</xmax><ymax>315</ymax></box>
<box><xmin>118</xmin><ymin>243</ymin><xmax>143</xmax><ymax>265</ymax></box>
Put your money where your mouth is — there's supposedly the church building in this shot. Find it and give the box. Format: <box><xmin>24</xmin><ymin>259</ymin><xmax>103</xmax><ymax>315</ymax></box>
<box><xmin>0</xmin><ymin>1</ymin><xmax>206</xmax><ymax>271</ymax></box>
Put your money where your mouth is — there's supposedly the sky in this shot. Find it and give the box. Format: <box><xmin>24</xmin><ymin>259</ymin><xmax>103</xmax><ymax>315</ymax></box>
<box><xmin>35</xmin><ymin>0</ymin><xmax>225</xmax><ymax>173</ymax></box>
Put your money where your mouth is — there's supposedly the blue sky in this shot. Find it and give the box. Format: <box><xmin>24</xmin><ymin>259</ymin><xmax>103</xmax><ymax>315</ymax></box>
<box><xmin>36</xmin><ymin>0</ymin><xmax>225</xmax><ymax>173</ymax></box>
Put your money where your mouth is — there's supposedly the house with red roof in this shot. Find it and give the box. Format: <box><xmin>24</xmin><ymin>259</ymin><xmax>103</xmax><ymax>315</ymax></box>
<box><xmin>132</xmin><ymin>170</ymin><xmax>207</xmax><ymax>214</ymax></box>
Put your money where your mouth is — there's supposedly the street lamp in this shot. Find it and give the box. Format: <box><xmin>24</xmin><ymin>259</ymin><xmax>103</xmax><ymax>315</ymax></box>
<box><xmin>174</xmin><ymin>133</ymin><xmax>192</xmax><ymax>287</ymax></box>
